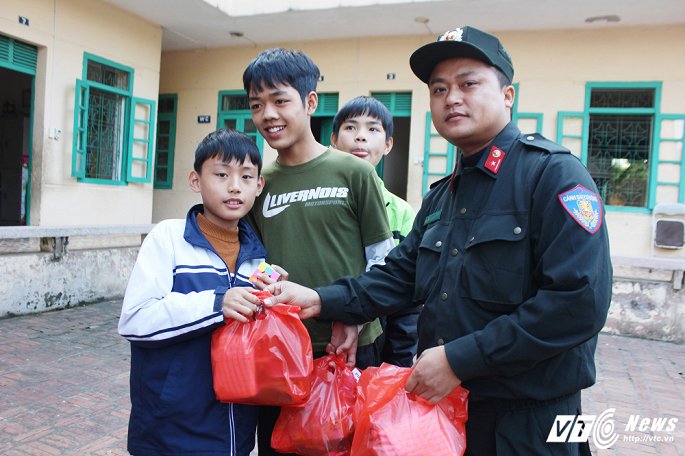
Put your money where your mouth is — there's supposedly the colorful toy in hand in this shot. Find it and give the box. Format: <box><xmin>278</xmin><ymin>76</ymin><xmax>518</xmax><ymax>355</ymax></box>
<box><xmin>249</xmin><ymin>261</ymin><xmax>281</xmax><ymax>283</ymax></box>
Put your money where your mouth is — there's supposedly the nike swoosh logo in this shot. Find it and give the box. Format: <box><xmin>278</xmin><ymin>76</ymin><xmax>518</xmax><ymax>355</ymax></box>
<box><xmin>262</xmin><ymin>193</ymin><xmax>289</xmax><ymax>218</ymax></box>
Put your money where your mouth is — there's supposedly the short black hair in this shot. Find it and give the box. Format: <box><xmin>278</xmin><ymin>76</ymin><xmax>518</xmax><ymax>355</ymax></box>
<box><xmin>242</xmin><ymin>48</ymin><xmax>320</xmax><ymax>104</ymax></box>
<box><xmin>494</xmin><ymin>66</ymin><xmax>511</xmax><ymax>89</ymax></box>
<box><xmin>193</xmin><ymin>128</ymin><xmax>262</xmax><ymax>174</ymax></box>
<box><xmin>492</xmin><ymin>66</ymin><xmax>514</xmax><ymax>120</ymax></box>
<box><xmin>332</xmin><ymin>96</ymin><xmax>393</xmax><ymax>140</ymax></box>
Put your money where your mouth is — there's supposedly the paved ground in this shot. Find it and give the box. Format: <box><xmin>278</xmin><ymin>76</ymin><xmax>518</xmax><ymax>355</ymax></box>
<box><xmin>0</xmin><ymin>299</ymin><xmax>683</xmax><ymax>455</ymax></box>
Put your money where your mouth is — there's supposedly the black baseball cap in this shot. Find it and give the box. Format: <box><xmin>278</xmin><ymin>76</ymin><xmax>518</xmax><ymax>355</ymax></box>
<box><xmin>410</xmin><ymin>26</ymin><xmax>514</xmax><ymax>84</ymax></box>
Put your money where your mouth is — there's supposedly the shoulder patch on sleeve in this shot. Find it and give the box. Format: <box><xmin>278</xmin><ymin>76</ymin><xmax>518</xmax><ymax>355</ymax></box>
<box><xmin>519</xmin><ymin>133</ymin><xmax>571</xmax><ymax>154</ymax></box>
<box><xmin>558</xmin><ymin>184</ymin><xmax>603</xmax><ymax>234</ymax></box>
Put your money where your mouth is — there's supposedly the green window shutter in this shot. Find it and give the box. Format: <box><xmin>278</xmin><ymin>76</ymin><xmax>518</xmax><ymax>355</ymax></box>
<box><xmin>371</xmin><ymin>92</ymin><xmax>412</xmax><ymax>116</ymax></box>
<box><xmin>372</xmin><ymin>92</ymin><xmax>392</xmax><ymax>108</ymax></box>
<box><xmin>13</xmin><ymin>40</ymin><xmax>37</xmax><ymax>72</ymax></box>
<box><xmin>654</xmin><ymin>114</ymin><xmax>685</xmax><ymax>206</ymax></box>
<box><xmin>512</xmin><ymin>84</ymin><xmax>544</xmax><ymax>133</ymax></box>
<box><xmin>218</xmin><ymin>113</ymin><xmax>264</xmax><ymax>152</ymax></box>
<box><xmin>0</xmin><ymin>34</ymin><xmax>38</xmax><ymax>75</ymax></box>
<box><xmin>319</xmin><ymin>118</ymin><xmax>333</xmax><ymax>144</ymax></box>
<box><xmin>556</xmin><ymin>111</ymin><xmax>587</xmax><ymax>162</ymax></box>
<box><xmin>217</xmin><ymin>90</ymin><xmax>265</xmax><ymax>153</ymax></box>
<box><xmin>126</xmin><ymin>97</ymin><xmax>156</xmax><ymax>183</ymax></box>
<box><xmin>314</xmin><ymin>93</ymin><xmax>339</xmax><ymax>116</ymax></box>
<box><xmin>0</xmin><ymin>35</ymin><xmax>9</xmax><ymax>62</ymax></box>
<box><xmin>514</xmin><ymin>113</ymin><xmax>543</xmax><ymax>133</ymax></box>
<box><xmin>392</xmin><ymin>93</ymin><xmax>412</xmax><ymax>116</ymax></box>
<box><xmin>154</xmin><ymin>94</ymin><xmax>177</xmax><ymax>189</ymax></box>
<box><xmin>72</xmin><ymin>79</ymin><xmax>89</xmax><ymax>179</ymax></box>
<box><xmin>422</xmin><ymin>112</ymin><xmax>456</xmax><ymax>195</ymax></box>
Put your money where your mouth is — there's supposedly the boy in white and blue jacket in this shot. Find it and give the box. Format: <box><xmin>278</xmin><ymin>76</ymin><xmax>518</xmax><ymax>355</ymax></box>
<box><xmin>119</xmin><ymin>129</ymin><xmax>281</xmax><ymax>455</ymax></box>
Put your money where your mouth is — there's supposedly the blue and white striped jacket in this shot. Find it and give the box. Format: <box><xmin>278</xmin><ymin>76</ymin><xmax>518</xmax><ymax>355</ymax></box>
<box><xmin>119</xmin><ymin>204</ymin><xmax>266</xmax><ymax>455</ymax></box>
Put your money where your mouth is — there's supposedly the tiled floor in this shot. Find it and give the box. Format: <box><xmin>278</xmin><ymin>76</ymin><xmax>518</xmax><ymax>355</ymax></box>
<box><xmin>0</xmin><ymin>300</ymin><xmax>683</xmax><ymax>455</ymax></box>
<box><xmin>583</xmin><ymin>331</ymin><xmax>685</xmax><ymax>455</ymax></box>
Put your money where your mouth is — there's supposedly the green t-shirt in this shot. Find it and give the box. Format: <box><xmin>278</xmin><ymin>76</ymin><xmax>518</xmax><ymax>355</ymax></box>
<box><xmin>251</xmin><ymin>148</ymin><xmax>391</xmax><ymax>354</ymax></box>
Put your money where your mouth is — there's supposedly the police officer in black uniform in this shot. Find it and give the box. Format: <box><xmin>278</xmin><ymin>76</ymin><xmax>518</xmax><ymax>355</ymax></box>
<box><xmin>266</xmin><ymin>25</ymin><xmax>612</xmax><ymax>456</ymax></box>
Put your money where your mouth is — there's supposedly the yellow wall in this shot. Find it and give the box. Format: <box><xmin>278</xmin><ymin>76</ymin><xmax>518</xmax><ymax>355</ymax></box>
<box><xmin>157</xmin><ymin>25</ymin><xmax>685</xmax><ymax>258</ymax></box>
<box><xmin>1</xmin><ymin>0</ymin><xmax>162</xmax><ymax>225</ymax></box>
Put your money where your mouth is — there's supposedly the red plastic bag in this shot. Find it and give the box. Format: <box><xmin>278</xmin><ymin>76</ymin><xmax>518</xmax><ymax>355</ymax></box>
<box><xmin>272</xmin><ymin>354</ymin><xmax>360</xmax><ymax>455</ymax></box>
<box><xmin>211</xmin><ymin>290</ymin><xmax>313</xmax><ymax>405</ymax></box>
<box><xmin>351</xmin><ymin>363</ymin><xmax>469</xmax><ymax>456</ymax></box>
<box><xmin>352</xmin><ymin>365</ymin><xmax>378</xmax><ymax>422</ymax></box>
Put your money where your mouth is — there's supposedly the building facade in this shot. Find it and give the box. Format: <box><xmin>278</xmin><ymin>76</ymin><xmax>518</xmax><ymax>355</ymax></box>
<box><xmin>155</xmin><ymin>26</ymin><xmax>685</xmax><ymax>261</ymax></box>
<box><xmin>1</xmin><ymin>0</ymin><xmax>161</xmax><ymax>227</ymax></box>
<box><xmin>1</xmin><ymin>1</ymin><xmax>685</xmax><ymax>339</ymax></box>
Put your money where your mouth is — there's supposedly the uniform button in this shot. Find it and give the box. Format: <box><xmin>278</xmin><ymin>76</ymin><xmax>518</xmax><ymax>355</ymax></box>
<box><xmin>459</xmin><ymin>207</ymin><xmax>467</xmax><ymax>214</ymax></box>
<box><xmin>451</xmin><ymin>248</ymin><xmax>459</xmax><ymax>256</ymax></box>
<box><xmin>527</xmin><ymin>135</ymin><xmax>535</xmax><ymax>141</ymax></box>
<box><xmin>437</xmin><ymin>338</ymin><xmax>445</xmax><ymax>345</ymax></box>
<box><xmin>435</xmin><ymin>241</ymin><xmax>442</xmax><ymax>248</ymax></box>
<box><xmin>441</xmin><ymin>292</ymin><xmax>448</xmax><ymax>301</ymax></box>
<box><xmin>513</xmin><ymin>226</ymin><xmax>522</xmax><ymax>235</ymax></box>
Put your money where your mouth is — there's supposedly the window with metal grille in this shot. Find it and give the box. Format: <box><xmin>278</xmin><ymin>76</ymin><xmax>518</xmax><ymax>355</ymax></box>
<box><xmin>586</xmin><ymin>87</ymin><xmax>655</xmax><ymax>208</ymax></box>
<box><xmin>72</xmin><ymin>53</ymin><xmax>155</xmax><ymax>184</ymax></box>
<box><xmin>221</xmin><ymin>93</ymin><xmax>250</xmax><ymax>111</ymax></box>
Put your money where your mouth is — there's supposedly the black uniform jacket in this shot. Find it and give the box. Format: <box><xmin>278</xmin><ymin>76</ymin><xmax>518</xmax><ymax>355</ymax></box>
<box><xmin>318</xmin><ymin>122</ymin><xmax>613</xmax><ymax>401</ymax></box>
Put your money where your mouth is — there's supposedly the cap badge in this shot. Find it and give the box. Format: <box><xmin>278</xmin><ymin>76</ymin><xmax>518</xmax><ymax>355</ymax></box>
<box><xmin>439</xmin><ymin>28</ymin><xmax>464</xmax><ymax>42</ymax></box>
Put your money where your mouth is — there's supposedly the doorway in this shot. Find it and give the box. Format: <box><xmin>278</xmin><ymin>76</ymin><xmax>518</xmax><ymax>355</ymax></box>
<box><xmin>371</xmin><ymin>92</ymin><xmax>412</xmax><ymax>199</ymax></box>
<box><xmin>0</xmin><ymin>66</ymin><xmax>32</xmax><ymax>225</ymax></box>
<box><xmin>381</xmin><ymin>116</ymin><xmax>410</xmax><ymax>199</ymax></box>
<box><xmin>312</xmin><ymin>92</ymin><xmax>338</xmax><ymax>147</ymax></box>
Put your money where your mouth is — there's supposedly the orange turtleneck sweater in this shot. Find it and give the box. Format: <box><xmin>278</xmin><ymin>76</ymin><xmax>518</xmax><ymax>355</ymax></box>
<box><xmin>197</xmin><ymin>213</ymin><xmax>240</xmax><ymax>273</ymax></box>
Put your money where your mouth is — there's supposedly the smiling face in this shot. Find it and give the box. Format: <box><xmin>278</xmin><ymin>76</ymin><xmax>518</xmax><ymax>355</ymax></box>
<box><xmin>428</xmin><ymin>57</ymin><xmax>514</xmax><ymax>155</ymax></box>
<box><xmin>248</xmin><ymin>82</ymin><xmax>317</xmax><ymax>158</ymax></box>
<box><xmin>331</xmin><ymin>114</ymin><xmax>393</xmax><ymax>167</ymax></box>
<box><xmin>188</xmin><ymin>156</ymin><xmax>263</xmax><ymax>231</ymax></box>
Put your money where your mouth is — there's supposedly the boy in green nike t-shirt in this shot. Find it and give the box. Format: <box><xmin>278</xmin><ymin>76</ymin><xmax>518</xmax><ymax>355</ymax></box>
<box><xmin>244</xmin><ymin>48</ymin><xmax>394</xmax><ymax>456</ymax></box>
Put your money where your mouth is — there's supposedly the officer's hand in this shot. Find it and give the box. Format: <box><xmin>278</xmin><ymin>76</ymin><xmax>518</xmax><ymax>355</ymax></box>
<box><xmin>264</xmin><ymin>281</ymin><xmax>322</xmax><ymax>319</ymax></box>
<box><xmin>327</xmin><ymin>322</ymin><xmax>358</xmax><ymax>367</ymax></box>
<box><xmin>405</xmin><ymin>346</ymin><xmax>461</xmax><ymax>404</ymax></box>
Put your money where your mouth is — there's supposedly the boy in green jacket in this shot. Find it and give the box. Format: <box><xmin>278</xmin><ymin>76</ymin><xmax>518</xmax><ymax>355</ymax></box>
<box><xmin>331</xmin><ymin>95</ymin><xmax>419</xmax><ymax>367</ymax></box>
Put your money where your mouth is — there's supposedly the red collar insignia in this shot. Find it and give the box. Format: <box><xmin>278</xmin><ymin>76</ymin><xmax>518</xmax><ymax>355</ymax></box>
<box><xmin>484</xmin><ymin>146</ymin><xmax>505</xmax><ymax>174</ymax></box>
